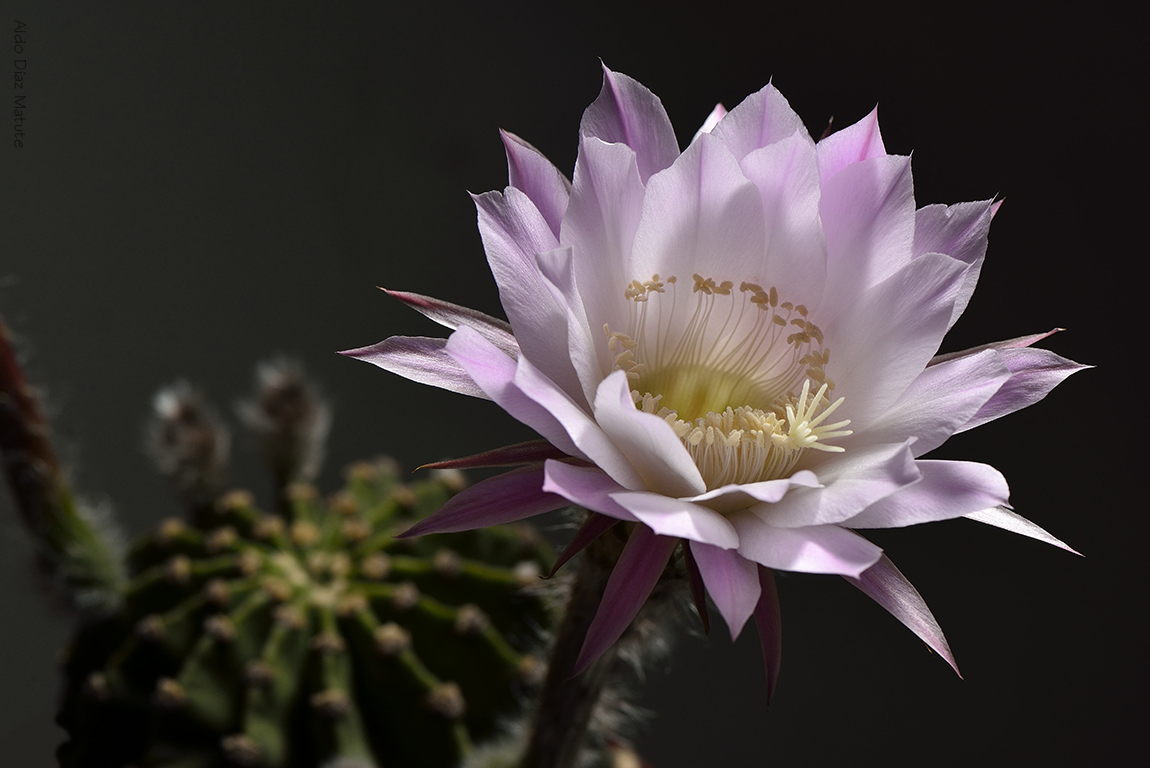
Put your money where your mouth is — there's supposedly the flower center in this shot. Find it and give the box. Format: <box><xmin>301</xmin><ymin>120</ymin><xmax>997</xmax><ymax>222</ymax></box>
<box><xmin>607</xmin><ymin>274</ymin><xmax>852</xmax><ymax>489</ymax></box>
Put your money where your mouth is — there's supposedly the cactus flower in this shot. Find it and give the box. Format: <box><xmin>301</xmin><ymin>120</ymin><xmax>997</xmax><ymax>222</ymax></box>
<box><xmin>344</xmin><ymin>66</ymin><xmax>1085</xmax><ymax>689</ymax></box>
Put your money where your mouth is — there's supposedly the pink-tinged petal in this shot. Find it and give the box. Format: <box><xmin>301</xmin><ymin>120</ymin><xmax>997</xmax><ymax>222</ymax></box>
<box><xmin>399</xmin><ymin>465</ymin><xmax>567</xmax><ymax>537</ymax></box>
<box><xmin>690</xmin><ymin>540</ymin><xmax>761</xmax><ymax>641</ymax></box>
<box><xmin>690</xmin><ymin>103</ymin><xmax>727</xmax><ymax>144</ymax></box>
<box><xmin>630</xmin><ymin>133</ymin><xmax>766</xmax><ymax>299</ymax></box>
<box><xmin>515</xmin><ymin>360</ymin><xmax>646</xmax><ymax>491</ymax></box>
<box><xmin>846</xmin><ymin>460</ymin><xmax>1010</xmax><ymax>529</ymax></box>
<box><xmin>573</xmin><ymin>525</ymin><xmax>680</xmax><ymax>676</ymax></box>
<box><xmin>958</xmin><ymin>347</ymin><xmax>1089</xmax><ymax>433</ymax></box>
<box><xmin>548</xmin><ymin>512</ymin><xmax>621</xmax><ymax>578</ymax></box>
<box><xmin>930</xmin><ymin>328</ymin><xmax>1063</xmax><ymax>365</ymax></box>
<box><xmin>501</xmin><ymin>129</ymin><xmax>571</xmax><ymax>240</ymax></box>
<box><xmin>339</xmin><ymin>336</ymin><xmax>488</xmax><ymax>400</ymax></box>
<box><xmin>912</xmin><ymin>199</ymin><xmax>996</xmax><ymax>329</ymax></box>
<box><xmin>845</xmin><ymin>554</ymin><xmax>959</xmax><ymax>675</ymax></box>
<box><xmin>446</xmin><ymin>326</ymin><xmax>585</xmax><ymax>460</ymax></box>
<box><xmin>473</xmin><ymin>188</ymin><xmax>584</xmax><ymax>404</ymax></box>
<box><xmin>753</xmin><ymin>566</ymin><xmax>782</xmax><ymax>704</ymax></box>
<box><xmin>824</xmin><ymin>253</ymin><xmax>968</xmax><ymax>431</ymax></box>
<box><xmin>682</xmin><ymin>543</ymin><xmax>711</xmax><ymax>633</ymax></box>
<box><xmin>419</xmin><ymin>440</ymin><xmax>569</xmax><ymax>471</ymax></box>
<box><xmin>562</xmin><ymin>137</ymin><xmax>647</xmax><ymax>385</ymax></box>
<box><xmin>542</xmin><ymin>460</ymin><xmax>638</xmax><ymax>522</ymax></box>
<box><xmin>818</xmin><ymin>154</ymin><xmax>917</xmax><ymax>316</ymax></box>
<box><xmin>580</xmin><ymin>64</ymin><xmax>679</xmax><ymax>183</ymax></box>
<box><xmin>816</xmin><ymin>105</ymin><xmax>885</xmax><ymax>181</ymax></box>
<box><xmin>685</xmin><ymin>471</ymin><xmax>819</xmax><ymax>514</ymax></box>
<box><xmin>711</xmin><ymin>82</ymin><xmax>805</xmax><ymax>160</ymax></box>
<box><xmin>610</xmin><ymin>491</ymin><xmax>739</xmax><ymax>549</ymax></box>
<box><xmin>753</xmin><ymin>442</ymin><xmax>920</xmax><ymax>529</ymax></box>
<box><xmin>739</xmin><ymin>129</ymin><xmax>827</xmax><ymax>310</ymax></box>
<box><xmin>964</xmin><ymin>507</ymin><xmax>1080</xmax><ymax>554</ymax></box>
<box><xmin>731</xmin><ymin>515</ymin><xmax>883</xmax><ymax>577</ymax></box>
<box><xmin>593</xmin><ymin>371</ymin><xmax>706</xmax><ymax>498</ymax></box>
<box><xmin>536</xmin><ymin>246</ymin><xmax>611</xmax><ymax>409</ymax></box>
<box><xmin>381</xmin><ymin>289</ymin><xmax>518</xmax><ymax>357</ymax></box>
<box><xmin>860</xmin><ymin>348</ymin><xmax>1011</xmax><ymax>457</ymax></box>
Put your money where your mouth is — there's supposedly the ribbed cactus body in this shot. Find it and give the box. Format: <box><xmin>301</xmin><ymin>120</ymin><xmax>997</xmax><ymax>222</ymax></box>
<box><xmin>57</xmin><ymin>461</ymin><xmax>554</xmax><ymax>768</ymax></box>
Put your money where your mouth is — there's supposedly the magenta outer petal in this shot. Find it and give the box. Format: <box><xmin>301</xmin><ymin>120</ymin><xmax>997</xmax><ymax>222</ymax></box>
<box><xmin>399</xmin><ymin>465</ymin><xmax>568</xmax><ymax>538</ymax></box>
<box><xmin>572</xmin><ymin>525</ymin><xmax>680</xmax><ymax>676</ymax></box>
<box><xmin>751</xmin><ymin>442</ymin><xmax>919</xmax><ymax>529</ymax></box>
<box><xmin>818</xmin><ymin>153</ymin><xmax>917</xmax><ymax>316</ymax></box>
<box><xmin>381</xmin><ymin>289</ymin><xmax>518</xmax><ymax>358</ymax></box>
<box><xmin>611</xmin><ymin>491</ymin><xmax>739</xmax><ymax>549</ymax></box>
<box><xmin>502</xmin><ymin>129</ymin><xmax>571</xmax><ymax>240</ymax></box>
<box><xmin>339</xmin><ymin>336</ymin><xmax>488</xmax><ymax>400</ymax></box>
<box><xmin>964</xmin><ymin>507</ymin><xmax>1079</xmax><ymax>554</ymax></box>
<box><xmin>846</xmin><ymin>554</ymin><xmax>960</xmax><ymax>676</ymax></box>
<box><xmin>752</xmin><ymin>566</ymin><xmax>782</xmax><ymax>704</ymax></box>
<box><xmin>732</xmin><ymin>515</ymin><xmax>883</xmax><ymax>577</ymax></box>
<box><xmin>690</xmin><ymin>540</ymin><xmax>761</xmax><ymax>641</ymax></box>
<box><xmin>580</xmin><ymin>63</ymin><xmax>679</xmax><ymax>183</ymax></box>
<box><xmin>860</xmin><ymin>348</ymin><xmax>1011</xmax><ymax>457</ymax></box>
<box><xmin>710</xmin><ymin>82</ymin><xmax>805</xmax><ymax>160</ymax></box>
<box><xmin>958</xmin><ymin>347</ymin><xmax>1089</xmax><ymax>433</ymax></box>
<box><xmin>846</xmin><ymin>460</ymin><xmax>1010</xmax><ymax>529</ymax></box>
<box><xmin>419</xmin><ymin>440</ymin><xmax>569</xmax><ymax>471</ymax></box>
<box><xmin>593</xmin><ymin>371</ymin><xmax>706</xmax><ymax>498</ymax></box>
<box><xmin>446</xmin><ymin>326</ymin><xmax>586</xmax><ymax>460</ymax></box>
<box><xmin>816</xmin><ymin>105</ymin><xmax>885</xmax><ymax>182</ymax></box>
<box><xmin>548</xmin><ymin>512</ymin><xmax>621</xmax><ymax>578</ymax></box>
<box><xmin>542</xmin><ymin>460</ymin><xmax>639</xmax><ymax>522</ymax></box>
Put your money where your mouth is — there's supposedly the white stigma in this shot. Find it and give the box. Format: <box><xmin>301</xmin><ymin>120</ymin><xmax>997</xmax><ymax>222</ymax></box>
<box><xmin>613</xmin><ymin>274</ymin><xmax>852</xmax><ymax>489</ymax></box>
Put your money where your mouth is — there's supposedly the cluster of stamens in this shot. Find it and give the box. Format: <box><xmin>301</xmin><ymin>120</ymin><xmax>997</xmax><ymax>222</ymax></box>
<box><xmin>611</xmin><ymin>274</ymin><xmax>852</xmax><ymax>489</ymax></box>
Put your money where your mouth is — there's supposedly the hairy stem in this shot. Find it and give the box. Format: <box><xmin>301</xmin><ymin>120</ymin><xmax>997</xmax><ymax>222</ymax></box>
<box><xmin>520</xmin><ymin>524</ymin><xmax>626</xmax><ymax>768</ymax></box>
<box><xmin>0</xmin><ymin>316</ymin><xmax>123</xmax><ymax>609</ymax></box>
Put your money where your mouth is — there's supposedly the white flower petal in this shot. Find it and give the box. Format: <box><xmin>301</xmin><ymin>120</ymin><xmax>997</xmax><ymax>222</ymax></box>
<box><xmin>731</xmin><ymin>514</ymin><xmax>883</xmax><ymax>577</ymax></box>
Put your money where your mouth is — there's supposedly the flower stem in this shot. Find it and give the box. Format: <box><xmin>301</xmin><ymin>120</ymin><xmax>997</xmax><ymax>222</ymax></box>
<box><xmin>0</xmin><ymin>316</ymin><xmax>123</xmax><ymax>609</ymax></box>
<box><xmin>520</xmin><ymin>523</ymin><xmax>626</xmax><ymax>768</ymax></box>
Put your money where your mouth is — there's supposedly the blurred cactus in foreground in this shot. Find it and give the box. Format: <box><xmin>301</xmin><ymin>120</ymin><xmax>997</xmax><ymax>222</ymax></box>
<box><xmin>0</xmin><ymin>322</ymin><xmax>555</xmax><ymax>768</ymax></box>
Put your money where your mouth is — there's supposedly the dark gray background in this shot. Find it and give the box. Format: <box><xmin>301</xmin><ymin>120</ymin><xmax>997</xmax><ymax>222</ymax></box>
<box><xmin>1</xmin><ymin>1</ymin><xmax>1145</xmax><ymax>765</ymax></box>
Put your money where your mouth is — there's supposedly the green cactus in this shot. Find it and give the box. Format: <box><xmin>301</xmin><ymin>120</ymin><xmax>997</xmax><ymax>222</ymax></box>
<box><xmin>56</xmin><ymin>462</ymin><xmax>554</xmax><ymax>768</ymax></box>
<box><xmin>0</xmin><ymin>329</ymin><xmax>557</xmax><ymax>768</ymax></box>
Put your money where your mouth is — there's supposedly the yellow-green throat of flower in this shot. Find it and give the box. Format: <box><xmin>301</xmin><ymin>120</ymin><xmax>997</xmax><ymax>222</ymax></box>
<box><xmin>607</xmin><ymin>273</ymin><xmax>853</xmax><ymax>489</ymax></box>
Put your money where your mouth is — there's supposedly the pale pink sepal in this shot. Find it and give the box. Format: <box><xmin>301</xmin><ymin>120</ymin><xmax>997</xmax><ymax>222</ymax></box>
<box><xmin>381</xmin><ymin>288</ymin><xmax>518</xmax><ymax>357</ymax></box>
<box><xmin>732</xmin><ymin>515</ymin><xmax>882</xmax><ymax>577</ymax></box>
<box><xmin>958</xmin><ymin>347</ymin><xmax>1089</xmax><ymax>433</ymax></box>
<box><xmin>418</xmin><ymin>440</ymin><xmax>569</xmax><ymax>471</ymax></box>
<box><xmin>572</xmin><ymin>525</ymin><xmax>680</xmax><ymax>676</ymax></box>
<box><xmin>339</xmin><ymin>336</ymin><xmax>489</xmax><ymax>400</ymax></box>
<box><xmin>964</xmin><ymin>507</ymin><xmax>1080</xmax><ymax>554</ymax></box>
<box><xmin>691</xmin><ymin>103</ymin><xmax>727</xmax><ymax>144</ymax></box>
<box><xmin>611</xmin><ymin>491</ymin><xmax>739</xmax><ymax>549</ymax></box>
<box><xmin>690</xmin><ymin>540</ymin><xmax>761</xmax><ymax>641</ymax></box>
<box><xmin>845</xmin><ymin>554</ymin><xmax>960</xmax><ymax>676</ymax></box>
<box><xmin>398</xmin><ymin>465</ymin><xmax>568</xmax><ymax>538</ymax></box>
<box><xmin>846</xmin><ymin>460</ymin><xmax>1010</xmax><ymax>529</ymax></box>
<box><xmin>753</xmin><ymin>566</ymin><xmax>782</xmax><ymax>704</ymax></box>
